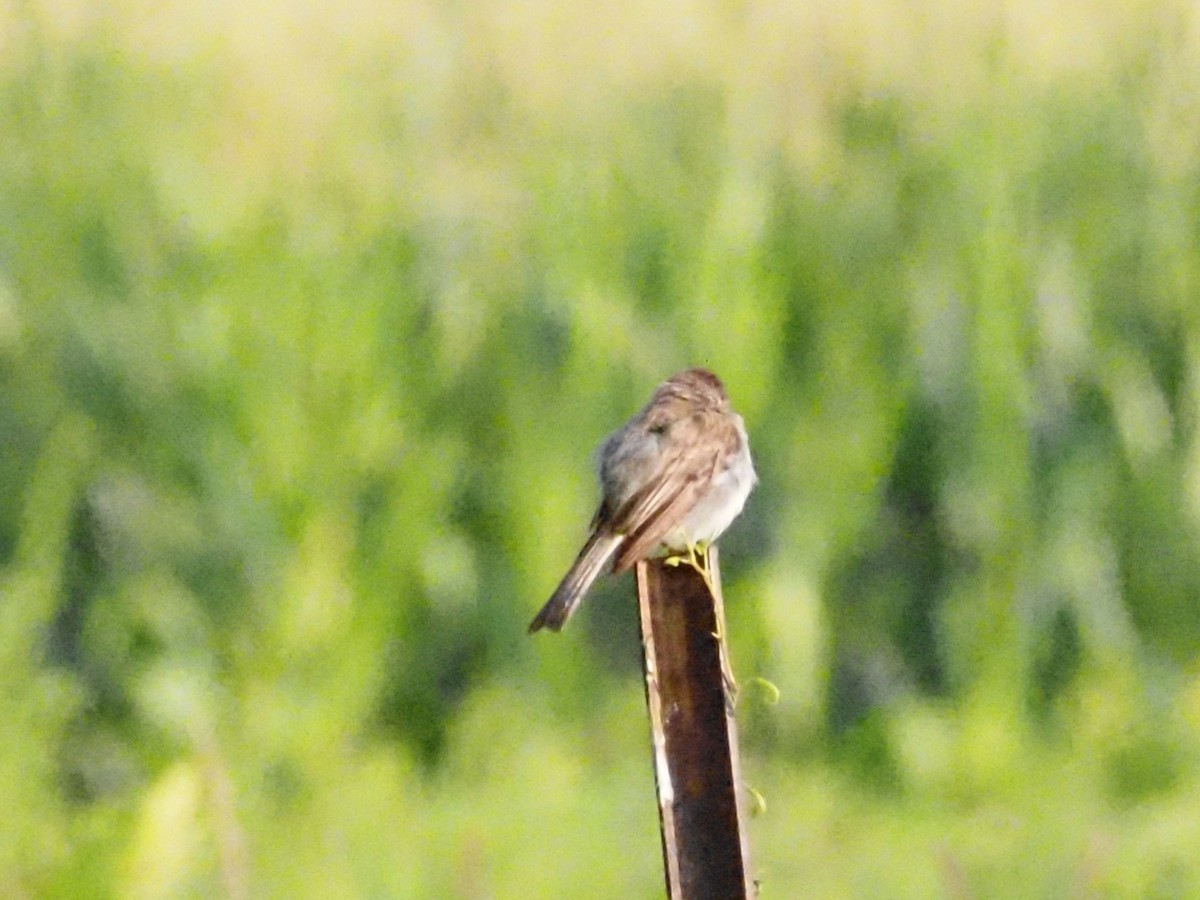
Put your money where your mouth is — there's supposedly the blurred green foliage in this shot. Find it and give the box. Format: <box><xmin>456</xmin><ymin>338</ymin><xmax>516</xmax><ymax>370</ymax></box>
<box><xmin>3</xmin><ymin>0</ymin><xmax>1200</xmax><ymax>896</ymax></box>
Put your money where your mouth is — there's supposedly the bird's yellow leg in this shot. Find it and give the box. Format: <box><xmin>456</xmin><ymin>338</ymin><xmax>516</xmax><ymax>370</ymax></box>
<box><xmin>665</xmin><ymin>540</ymin><xmax>714</xmax><ymax>590</ymax></box>
<box><xmin>693</xmin><ymin>540</ymin><xmax>715</xmax><ymax>595</ymax></box>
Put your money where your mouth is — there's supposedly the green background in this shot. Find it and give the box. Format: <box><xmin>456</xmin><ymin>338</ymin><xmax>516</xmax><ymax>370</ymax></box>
<box><xmin>4</xmin><ymin>0</ymin><xmax>1200</xmax><ymax>896</ymax></box>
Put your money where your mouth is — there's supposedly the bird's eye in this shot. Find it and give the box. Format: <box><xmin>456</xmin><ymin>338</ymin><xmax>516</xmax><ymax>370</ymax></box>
<box><xmin>649</xmin><ymin>422</ymin><xmax>669</xmax><ymax>436</ymax></box>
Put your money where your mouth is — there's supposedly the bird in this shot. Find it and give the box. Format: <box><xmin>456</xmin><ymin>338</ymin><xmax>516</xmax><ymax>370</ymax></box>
<box><xmin>528</xmin><ymin>367</ymin><xmax>756</xmax><ymax>633</ymax></box>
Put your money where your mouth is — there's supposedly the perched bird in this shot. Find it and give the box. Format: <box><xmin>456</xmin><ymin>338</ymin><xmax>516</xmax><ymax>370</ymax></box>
<box><xmin>528</xmin><ymin>368</ymin><xmax>756</xmax><ymax>633</ymax></box>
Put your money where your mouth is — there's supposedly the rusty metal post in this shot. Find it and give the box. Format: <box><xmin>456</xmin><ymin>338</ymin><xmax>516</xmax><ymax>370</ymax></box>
<box><xmin>637</xmin><ymin>547</ymin><xmax>755</xmax><ymax>899</ymax></box>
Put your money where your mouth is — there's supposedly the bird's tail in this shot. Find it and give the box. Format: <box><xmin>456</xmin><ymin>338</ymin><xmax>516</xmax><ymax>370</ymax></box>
<box><xmin>528</xmin><ymin>531</ymin><xmax>623</xmax><ymax>633</ymax></box>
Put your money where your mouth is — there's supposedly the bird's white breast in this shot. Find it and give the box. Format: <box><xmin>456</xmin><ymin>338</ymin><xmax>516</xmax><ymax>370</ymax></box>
<box><xmin>670</xmin><ymin>415</ymin><xmax>756</xmax><ymax>549</ymax></box>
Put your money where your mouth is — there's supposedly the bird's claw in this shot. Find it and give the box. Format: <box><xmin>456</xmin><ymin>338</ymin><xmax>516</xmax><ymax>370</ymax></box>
<box><xmin>669</xmin><ymin>540</ymin><xmax>714</xmax><ymax>594</ymax></box>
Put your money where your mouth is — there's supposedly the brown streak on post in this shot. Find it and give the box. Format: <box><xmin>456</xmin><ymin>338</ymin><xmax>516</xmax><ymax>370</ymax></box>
<box><xmin>637</xmin><ymin>548</ymin><xmax>755</xmax><ymax>899</ymax></box>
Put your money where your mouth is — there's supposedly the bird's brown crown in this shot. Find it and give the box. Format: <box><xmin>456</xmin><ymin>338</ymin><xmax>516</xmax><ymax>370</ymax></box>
<box><xmin>659</xmin><ymin>367</ymin><xmax>728</xmax><ymax>409</ymax></box>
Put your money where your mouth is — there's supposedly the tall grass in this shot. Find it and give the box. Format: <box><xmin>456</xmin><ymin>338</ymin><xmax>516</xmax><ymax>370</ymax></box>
<box><xmin>3</xmin><ymin>0</ymin><xmax>1200</xmax><ymax>895</ymax></box>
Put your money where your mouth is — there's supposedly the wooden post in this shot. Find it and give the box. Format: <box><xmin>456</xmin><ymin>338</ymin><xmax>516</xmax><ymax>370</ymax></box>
<box><xmin>637</xmin><ymin>547</ymin><xmax>755</xmax><ymax>899</ymax></box>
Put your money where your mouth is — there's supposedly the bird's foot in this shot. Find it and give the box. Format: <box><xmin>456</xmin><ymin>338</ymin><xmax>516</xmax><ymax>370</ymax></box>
<box><xmin>665</xmin><ymin>541</ymin><xmax>715</xmax><ymax>594</ymax></box>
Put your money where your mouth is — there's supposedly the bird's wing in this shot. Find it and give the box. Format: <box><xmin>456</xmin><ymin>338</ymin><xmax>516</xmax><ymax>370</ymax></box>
<box><xmin>607</xmin><ymin>417</ymin><xmax>724</xmax><ymax>573</ymax></box>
